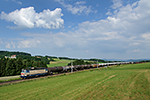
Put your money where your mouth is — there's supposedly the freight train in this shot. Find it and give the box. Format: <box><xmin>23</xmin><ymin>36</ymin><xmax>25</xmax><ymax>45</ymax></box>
<box><xmin>20</xmin><ymin>62</ymin><xmax>130</xmax><ymax>79</ymax></box>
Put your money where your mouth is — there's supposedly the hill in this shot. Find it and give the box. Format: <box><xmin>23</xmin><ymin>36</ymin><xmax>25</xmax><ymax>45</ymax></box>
<box><xmin>0</xmin><ymin>51</ymin><xmax>31</xmax><ymax>58</ymax></box>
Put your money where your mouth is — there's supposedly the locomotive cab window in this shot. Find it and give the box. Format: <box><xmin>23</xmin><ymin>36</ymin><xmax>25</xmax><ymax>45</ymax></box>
<box><xmin>26</xmin><ymin>70</ymin><xmax>29</xmax><ymax>72</ymax></box>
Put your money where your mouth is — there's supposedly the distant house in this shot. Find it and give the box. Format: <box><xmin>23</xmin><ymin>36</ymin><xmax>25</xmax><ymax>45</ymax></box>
<box><xmin>5</xmin><ymin>56</ymin><xmax>9</xmax><ymax>58</ymax></box>
<box><xmin>5</xmin><ymin>55</ymin><xmax>16</xmax><ymax>59</ymax></box>
<box><xmin>11</xmin><ymin>55</ymin><xmax>16</xmax><ymax>58</ymax></box>
<box><xmin>36</xmin><ymin>56</ymin><xmax>41</xmax><ymax>58</ymax></box>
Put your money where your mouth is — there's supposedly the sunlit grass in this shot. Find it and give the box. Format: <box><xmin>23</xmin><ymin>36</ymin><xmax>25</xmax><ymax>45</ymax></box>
<box><xmin>47</xmin><ymin>59</ymin><xmax>71</xmax><ymax>67</ymax></box>
<box><xmin>0</xmin><ymin>63</ymin><xmax>150</xmax><ymax>100</ymax></box>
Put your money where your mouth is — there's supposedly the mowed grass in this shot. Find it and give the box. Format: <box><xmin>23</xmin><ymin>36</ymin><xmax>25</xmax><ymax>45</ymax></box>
<box><xmin>0</xmin><ymin>63</ymin><xmax>150</xmax><ymax>100</ymax></box>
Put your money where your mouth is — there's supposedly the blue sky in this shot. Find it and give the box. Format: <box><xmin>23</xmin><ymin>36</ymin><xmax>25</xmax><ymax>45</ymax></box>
<box><xmin>0</xmin><ymin>0</ymin><xmax>150</xmax><ymax>60</ymax></box>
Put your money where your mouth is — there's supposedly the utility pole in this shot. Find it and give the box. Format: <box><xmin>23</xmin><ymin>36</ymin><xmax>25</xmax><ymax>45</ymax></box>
<box><xmin>71</xmin><ymin>60</ymin><xmax>73</xmax><ymax>73</ymax></box>
<box><xmin>97</xmin><ymin>60</ymin><xmax>98</xmax><ymax>68</ymax></box>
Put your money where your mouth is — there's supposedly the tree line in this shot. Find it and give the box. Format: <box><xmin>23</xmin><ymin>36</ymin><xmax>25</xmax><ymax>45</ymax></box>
<box><xmin>0</xmin><ymin>51</ymin><xmax>31</xmax><ymax>58</ymax></box>
<box><xmin>67</xmin><ymin>59</ymin><xmax>104</xmax><ymax>66</ymax></box>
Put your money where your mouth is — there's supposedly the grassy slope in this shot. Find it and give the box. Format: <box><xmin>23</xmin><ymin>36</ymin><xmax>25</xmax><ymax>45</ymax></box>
<box><xmin>47</xmin><ymin>59</ymin><xmax>71</xmax><ymax>67</ymax></box>
<box><xmin>0</xmin><ymin>63</ymin><xmax>150</xmax><ymax>100</ymax></box>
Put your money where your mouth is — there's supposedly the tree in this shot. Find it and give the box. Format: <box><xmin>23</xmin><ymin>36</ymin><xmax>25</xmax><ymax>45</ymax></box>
<box><xmin>15</xmin><ymin>58</ymin><xmax>23</xmax><ymax>75</ymax></box>
<box><xmin>11</xmin><ymin>59</ymin><xmax>16</xmax><ymax>75</ymax></box>
<box><xmin>32</xmin><ymin>61</ymin><xmax>37</xmax><ymax>67</ymax></box>
<box><xmin>0</xmin><ymin>58</ymin><xmax>8</xmax><ymax>77</ymax></box>
<box><xmin>68</xmin><ymin>59</ymin><xmax>85</xmax><ymax>66</ymax></box>
<box><xmin>40</xmin><ymin>61</ymin><xmax>47</xmax><ymax>68</ymax></box>
<box><xmin>26</xmin><ymin>59</ymin><xmax>32</xmax><ymax>68</ymax></box>
<box><xmin>5</xmin><ymin>59</ymin><xmax>15</xmax><ymax>76</ymax></box>
<box><xmin>0</xmin><ymin>58</ymin><xmax>3</xmax><ymax>76</ymax></box>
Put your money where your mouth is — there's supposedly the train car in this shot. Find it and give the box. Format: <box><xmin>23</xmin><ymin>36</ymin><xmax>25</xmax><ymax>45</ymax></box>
<box><xmin>92</xmin><ymin>64</ymin><xmax>98</xmax><ymax>68</ymax></box>
<box><xmin>47</xmin><ymin>66</ymin><xmax>64</xmax><ymax>74</ymax></box>
<box><xmin>20</xmin><ymin>67</ymin><xmax>48</xmax><ymax>79</ymax></box>
<box><xmin>73</xmin><ymin>65</ymin><xmax>79</xmax><ymax>70</ymax></box>
<box><xmin>86</xmin><ymin>64</ymin><xmax>92</xmax><ymax>69</ymax></box>
<box><xmin>79</xmin><ymin>65</ymin><xmax>85</xmax><ymax>70</ymax></box>
<box><xmin>63</xmin><ymin>66</ymin><xmax>71</xmax><ymax>72</ymax></box>
<box><xmin>73</xmin><ymin>65</ymin><xmax>81</xmax><ymax>70</ymax></box>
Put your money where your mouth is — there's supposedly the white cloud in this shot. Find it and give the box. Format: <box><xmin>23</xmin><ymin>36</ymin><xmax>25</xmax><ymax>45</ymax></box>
<box><xmin>129</xmin><ymin>43</ymin><xmax>140</xmax><ymax>46</ymax></box>
<box><xmin>11</xmin><ymin>41</ymin><xmax>16</xmax><ymax>48</ymax></box>
<box><xmin>6</xmin><ymin>43</ymin><xmax>11</xmax><ymax>48</ymax></box>
<box><xmin>9</xmin><ymin>0</ymin><xmax>150</xmax><ymax>48</ymax></box>
<box><xmin>55</xmin><ymin>0</ymin><xmax>96</xmax><ymax>15</ymax></box>
<box><xmin>106</xmin><ymin>11</ymin><xmax>112</xmax><ymax>15</ymax></box>
<box><xmin>0</xmin><ymin>7</ymin><xmax>64</xmax><ymax>29</ymax></box>
<box><xmin>5</xmin><ymin>0</ymin><xmax>22</xmax><ymax>4</ymax></box>
<box><xmin>12</xmin><ymin>0</ymin><xmax>22</xmax><ymax>4</ymax></box>
<box><xmin>111</xmin><ymin>0</ymin><xmax>123</xmax><ymax>9</ymax></box>
<box><xmin>3</xmin><ymin>0</ymin><xmax>150</xmax><ymax>59</ymax></box>
<box><xmin>17</xmin><ymin>39</ymin><xmax>41</xmax><ymax>48</ymax></box>
<box><xmin>142</xmin><ymin>33</ymin><xmax>150</xmax><ymax>40</ymax></box>
<box><xmin>0</xmin><ymin>38</ymin><xmax>3</xmax><ymax>44</ymax></box>
<box><xmin>127</xmin><ymin>49</ymin><xmax>140</xmax><ymax>53</ymax></box>
<box><xmin>75</xmin><ymin>1</ymin><xmax>86</xmax><ymax>5</ymax></box>
<box><xmin>5</xmin><ymin>41</ymin><xmax>15</xmax><ymax>48</ymax></box>
<box><xmin>105</xmin><ymin>0</ymin><xmax>150</xmax><ymax>37</ymax></box>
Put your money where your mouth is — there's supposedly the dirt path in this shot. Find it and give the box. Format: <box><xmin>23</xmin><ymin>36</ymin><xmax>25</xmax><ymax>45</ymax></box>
<box><xmin>0</xmin><ymin>75</ymin><xmax>20</xmax><ymax>81</ymax></box>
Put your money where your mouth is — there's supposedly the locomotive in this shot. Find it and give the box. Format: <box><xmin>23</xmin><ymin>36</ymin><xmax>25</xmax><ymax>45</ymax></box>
<box><xmin>20</xmin><ymin>67</ymin><xmax>48</xmax><ymax>79</ymax></box>
<box><xmin>20</xmin><ymin>62</ymin><xmax>130</xmax><ymax>79</ymax></box>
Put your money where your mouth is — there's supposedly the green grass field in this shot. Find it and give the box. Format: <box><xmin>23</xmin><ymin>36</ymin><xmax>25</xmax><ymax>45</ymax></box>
<box><xmin>0</xmin><ymin>63</ymin><xmax>150</xmax><ymax>100</ymax></box>
<box><xmin>47</xmin><ymin>59</ymin><xmax>71</xmax><ymax>67</ymax></box>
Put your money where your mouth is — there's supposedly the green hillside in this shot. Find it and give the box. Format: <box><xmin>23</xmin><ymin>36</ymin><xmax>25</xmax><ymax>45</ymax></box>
<box><xmin>47</xmin><ymin>59</ymin><xmax>72</xmax><ymax>67</ymax></box>
<box><xmin>0</xmin><ymin>63</ymin><xmax>150</xmax><ymax>100</ymax></box>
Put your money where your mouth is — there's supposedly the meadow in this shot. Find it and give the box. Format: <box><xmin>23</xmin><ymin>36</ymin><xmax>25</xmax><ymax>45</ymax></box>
<box><xmin>47</xmin><ymin>59</ymin><xmax>71</xmax><ymax>67</ymax></box>
<box><xmin>0</xmin><ymin>63</ymin><xmax>150</xmax><ymax>100</ymax></box>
